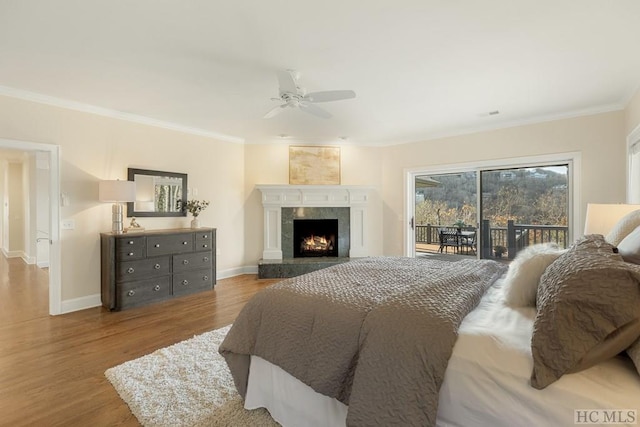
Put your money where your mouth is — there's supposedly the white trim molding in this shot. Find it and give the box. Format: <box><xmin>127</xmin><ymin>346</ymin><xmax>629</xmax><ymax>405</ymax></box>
<box><xmin>60</xmin><ymin>294</ymin><xmax>102</xmax><ymax>314</ymax></box>
<box><xmin>256</xmin><ymin>185</ymin><xmax>373</xmax><ymax>260</ymax></box>
<box><xmin>0</xmin><ymin>85</ymin><xmax>244</xmax><ymax>144</ymax></box>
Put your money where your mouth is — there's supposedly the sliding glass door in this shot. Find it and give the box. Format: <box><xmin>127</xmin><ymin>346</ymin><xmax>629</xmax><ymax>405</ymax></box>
<box><xmin>412</xmin><ymin>161</ymin><xmax>571</xmax><ymax>260</ymax></box>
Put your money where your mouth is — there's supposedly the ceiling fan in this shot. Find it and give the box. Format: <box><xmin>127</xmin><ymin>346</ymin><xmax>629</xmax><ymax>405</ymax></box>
<box><xmin>264</xmin><ymin>70</ymin><xmax>356</xmax><ymax>119</ymax></box>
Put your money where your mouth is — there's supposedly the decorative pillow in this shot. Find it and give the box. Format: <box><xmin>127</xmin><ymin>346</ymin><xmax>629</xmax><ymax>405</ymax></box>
<box><xmin>502</xmin><ymin>243</ymin><xmax>566</xmax><ymax>307</ymax></box>
<box><xmin>628</xmin><ymin>337</ymin><xmax>640</xmax><ymax>376</ymax></box>
<box><xmin>530</xmin><ymin>235</ymin><xmax>640</xmax><ymax>389</ymax></box>
<box><xmin>617</xmin><ymin>225</ymin><xmax>640</xmax><ymax>264</ymax></box>
<box><xmin>606</xmin><ymin>209</ymin><xmax>640</xmax><ymax>246</ymax></box>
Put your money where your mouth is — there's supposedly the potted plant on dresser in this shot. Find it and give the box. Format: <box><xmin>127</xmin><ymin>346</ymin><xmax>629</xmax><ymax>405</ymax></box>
<box><xmin>184</xmin><ymin>199</ymin><xmax>209</xmax><ymax>228</ymax></box>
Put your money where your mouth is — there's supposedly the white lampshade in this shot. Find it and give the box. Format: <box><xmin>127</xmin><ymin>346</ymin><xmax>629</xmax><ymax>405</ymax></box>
<box><xmin>99</xmin><ymin>180</ymin><xmax>136</xmax><ymax>202</ymax></box>
<box><xmin>584</xmin><ymin>203</ymin><xmax>640</xmax><ymax>235</ymax></box>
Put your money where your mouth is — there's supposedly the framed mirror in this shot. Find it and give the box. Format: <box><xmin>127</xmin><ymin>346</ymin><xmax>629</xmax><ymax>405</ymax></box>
<box><xmin>126</xmin><ymin>168</ymin><xmax>187</xmax><ymax>217</ymax></box>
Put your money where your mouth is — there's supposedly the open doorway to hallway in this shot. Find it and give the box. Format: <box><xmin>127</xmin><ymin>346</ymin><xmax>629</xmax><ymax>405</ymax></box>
<box><xmin>0</xmin><ymin>138</ymin><xmax>60</xmax><ymax>315</ymax></box>
<box><xmin>0</xmin><ymin>148</ymin><xmax>51</xmax><ymax>313</ymax></box>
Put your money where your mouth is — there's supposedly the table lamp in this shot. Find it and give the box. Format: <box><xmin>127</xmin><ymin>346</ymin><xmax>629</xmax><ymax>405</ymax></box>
<box><xmin>99</xmin><ymin>180</ymin><xmax>136</xmax><ymax>234</ymax></box>
<box><xmin>584</xmin><ymin>203</ymin><xmax>640</xmax><ymax>235</ymax></box>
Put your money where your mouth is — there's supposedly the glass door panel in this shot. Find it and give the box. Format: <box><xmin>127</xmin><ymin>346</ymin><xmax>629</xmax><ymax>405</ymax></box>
<box><xmin>479</xmin><ymin>165</ymin><xmax>569</xmax><ymax>260</ymax></box>
<box><xmin>415</xmin><ymin>172</ymin><xmax>477</xmax><ymax>257</ymax></box>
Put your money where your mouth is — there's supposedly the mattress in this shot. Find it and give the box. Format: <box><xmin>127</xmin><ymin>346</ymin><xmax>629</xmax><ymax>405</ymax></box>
<box><xmin>245</xmin><ymin>279</ymin><xmax>640</xmax><ymax>426</ymax></box>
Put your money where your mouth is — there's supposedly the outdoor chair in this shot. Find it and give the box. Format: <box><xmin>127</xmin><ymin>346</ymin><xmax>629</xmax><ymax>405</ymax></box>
<box><xmin>438</xmin><ymin>229</ymin><xmax>459</xmax><ymax>254</ymax></box>
<box><xmin>460</xmin><ymin>231</ymin><xmax>476</xmax><ymax>255</ymax></box>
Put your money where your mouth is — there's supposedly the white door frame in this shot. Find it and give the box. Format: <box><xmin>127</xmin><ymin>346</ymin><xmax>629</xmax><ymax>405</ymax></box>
<box><xmin>0</xmin><ymin>138</ymin><xmax>61</xmax><ymax>315</ymax></box>
<box><xmin>404</xmin><ymin>152</ymin><xmax>581</xmax><ymax>258</ymax></box>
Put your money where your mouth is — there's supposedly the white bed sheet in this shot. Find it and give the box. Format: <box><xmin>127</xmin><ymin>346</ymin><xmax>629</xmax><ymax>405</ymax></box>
<box><xmin>245</xmin><ymin>280</ymin><xmax>640</xmax><ymax>427</ymax></box>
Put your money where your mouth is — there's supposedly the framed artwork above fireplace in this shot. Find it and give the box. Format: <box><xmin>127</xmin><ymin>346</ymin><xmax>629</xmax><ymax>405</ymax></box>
<box><xmin>289</xmin><ymin>146</ymin><xmax>340</xmax><ymax>185</ymax></box>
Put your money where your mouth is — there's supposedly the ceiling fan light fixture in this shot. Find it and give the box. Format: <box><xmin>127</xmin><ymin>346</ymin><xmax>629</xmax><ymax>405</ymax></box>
<box><xmin>264</xmin><ymin>70</ymin><xmax>356</xmax><ymax>120</ymax></box>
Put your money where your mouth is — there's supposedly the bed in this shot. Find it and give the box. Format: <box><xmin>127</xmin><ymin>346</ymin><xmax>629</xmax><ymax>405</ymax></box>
<box><xmin>220</xmin><ymin>237</ymin><xmax>640</xmax><ymax>426</ymax></box>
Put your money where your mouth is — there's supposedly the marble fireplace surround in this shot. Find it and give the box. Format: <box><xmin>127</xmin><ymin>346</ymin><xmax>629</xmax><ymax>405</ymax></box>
<box><xmin>256</xmin><ymin>185</ymin><xmax>372</xmax><ymax>260</ymax></box>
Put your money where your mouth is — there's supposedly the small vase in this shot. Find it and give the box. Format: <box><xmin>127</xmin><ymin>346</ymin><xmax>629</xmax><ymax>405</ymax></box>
<box><xmin>190</xmin><ymin>217</ymin><xmax>200</xmax><ymax>229</ymax></box>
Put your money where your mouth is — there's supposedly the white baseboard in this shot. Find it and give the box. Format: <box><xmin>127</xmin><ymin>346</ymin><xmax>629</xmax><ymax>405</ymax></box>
<box><xmin>217</xmin><ymin>265</ymin><xmax>258</xmax><ymax>279</ymax></box>
<box><xmin>37</xmin><ymin>260</ymin><xmax>50</xmax><ymax>268</ymax></box>
<box><xmin>3</xmin><ymin>249</ymin><xmax>24</xmax><ymax>259</ymax></box>
<box><xmin>60</xmin><ymin>294</ymin><xmax>102</xmax><ymax>314</ymax></box>
<box><xmin>59</xmin><ymin>266</ymin><xmax>260</xmax><ymax>314</ymax></box>
<box><xmin>22</xmin><ymin>254</ymin><xmax>36</xmax><ymax>265</ymax></box>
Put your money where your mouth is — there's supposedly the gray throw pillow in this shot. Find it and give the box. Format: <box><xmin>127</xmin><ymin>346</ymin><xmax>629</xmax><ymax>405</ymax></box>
<box><xmin>531</xmin><ymin>235</ymin><xmax>640</xmax><ymax>389</ymax></box>
<box><xmin>628</xmin><ymin>337</ymin><xmax>640</xmax><ymax>376</ymax></box>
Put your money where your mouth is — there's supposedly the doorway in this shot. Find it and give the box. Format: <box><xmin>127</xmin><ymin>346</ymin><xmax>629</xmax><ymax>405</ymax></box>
<box><xmin>406</xmin><ymin>152</ymin><xmax>580</xmax><ymax>259</ymax></box>
<box><xmin>0</xmin><ymin>138</ymin><xmax>61</xmax><ymax>315</ymax></box>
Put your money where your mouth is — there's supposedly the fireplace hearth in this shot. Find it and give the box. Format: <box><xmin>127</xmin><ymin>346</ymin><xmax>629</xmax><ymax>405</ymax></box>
<box><xmin>294</xmin><ymin>219</ymin><xmax>338</xmax><ymax>258</ymax></box>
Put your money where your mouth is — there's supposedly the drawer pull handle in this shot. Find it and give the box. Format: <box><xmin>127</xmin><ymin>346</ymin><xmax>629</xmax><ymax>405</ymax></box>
<box><xmin>127</xmin><ymin>290</ymin><xmax>135</xmax><ymax>297</ymax></box>
<box><xmin>127</xmin><ymin>267</ymin><xmax>135</xmax><ymax>274</ymax></box>
<box><xmin>128</xmin><ymin>252</ymin><xmax>134</xmax><ymax>256</ymax></box>
<box><xmin>153</xmin><ymin>285</ymin><xmax>161</xmax><ymax>291</ymax></box>
<box><xmin>154</xmin><ymin>244</ymin><xmax>159</xmax><ymax>248</ymax></box>
<box><xmin>154</xmin><ymin>263</ymin><xmax>161</xmax><ymax>270</ymax></box>
<box><xmin>182</xmin><ymin>280</ymin><xmax>189</xmax><ymax>286</ymax></box>
<box><xmin>183</xmin><ymin>260</ymin><xmax>189</xmax><ymax>265</ymax></box>
<box><xmin>183</xmin><ymin>241</ymin><xmax>188</xmax><ymax>245</ymax></box>
<box><xmin>203</xmin><ymin>257</ymin><xmax>209</xmax><ymax>262</ymax></box>
<box><xmin>203</xmin><ymin>244</ymin><xmax>208</xmax><ymax>248</ymax></box>
<box><xmin>203</xmin><ymin>235</ymin><xmax>208</xmax><ymax>238</ymax></box>
<box><xmin>128</xmin><ymin>241</ymin><xmax>134</xmax><ymax>245</ymax></box>
<box><xmin>203</xmin><ymin>275</ymin><xmax>209</xmax><ymax>281</ymax></box>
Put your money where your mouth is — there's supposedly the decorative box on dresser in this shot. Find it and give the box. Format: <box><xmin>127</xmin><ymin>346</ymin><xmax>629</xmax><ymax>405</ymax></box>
<box><xmin>100</xmin><ymin>228</ymin><xmax>216</xmax><ymax>311</ymax></box>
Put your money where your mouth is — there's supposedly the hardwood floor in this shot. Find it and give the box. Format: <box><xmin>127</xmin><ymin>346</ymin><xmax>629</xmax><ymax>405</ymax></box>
<box><xmin>0</xmin><ymin>254</ymin><xmax>277</xmax><ymax>426</ymax></box>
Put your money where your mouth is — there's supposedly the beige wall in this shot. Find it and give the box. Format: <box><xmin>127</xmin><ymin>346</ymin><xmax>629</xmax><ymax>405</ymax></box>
<box><xmin>0</xmin><ymin>95</ymin><xmax>245</xmax><ymax>302</ymax></box>
<box><xmin>380</xmin><ymin>111</ymin><xmax>627</xmax><ymax>256</ymax></box>
<box><xmin>7</xmin><ymin>161</ymin><xmax>25</xmax><ymax>252</ymax></box>
<box><xmin>243</xmin><ymin>144</ymin><xmax>385</xmax><ymax>265</ymax></box>
<box><xmin>626</xmin><ymin>87</ymin><xmax>640</xmax><ymax>136</ymax></box>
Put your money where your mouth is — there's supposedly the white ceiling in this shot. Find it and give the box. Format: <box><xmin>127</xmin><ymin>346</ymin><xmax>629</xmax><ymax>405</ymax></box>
<box><xmin>1</xmin><ymin>1</ymin><xmax>639</xmax><ymax>146</ymax></box>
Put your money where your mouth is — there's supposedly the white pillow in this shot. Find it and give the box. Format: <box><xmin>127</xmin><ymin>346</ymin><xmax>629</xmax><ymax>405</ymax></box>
<box><xmin>606</xmin><ymin>209</ymin><xmax>640</xmax><ymax>246</ymax></box>
<box><xmin>617</xmin><ymin>225</ymin><xmax>640</xmax><ymax>264</ymax></box>
<box><xmin>503</xmin><ymin>243</ymin><xmax>566</xmax><ymax>307</ymax></box>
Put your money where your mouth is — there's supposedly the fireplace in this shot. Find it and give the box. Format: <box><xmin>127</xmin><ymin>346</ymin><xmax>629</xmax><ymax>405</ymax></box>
<box><xmin>282</xmin><ymin>207</ymin><xmax>350</xmax><ymax>258</ymax></box>
<box><xmin>294</xmin><ymin>219</ymin><xmax>338</xmax><ymax>258</ymax></box>
<box><xmin>257</xmin><ymin>185</ymin><xmax>371</xmax><ymax>262</ymax></box>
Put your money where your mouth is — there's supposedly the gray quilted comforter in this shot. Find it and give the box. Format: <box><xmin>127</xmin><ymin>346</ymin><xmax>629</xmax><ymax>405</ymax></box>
<box><xmin>219</xmin><ymin>257</ymin><xmax>507</xmax><ymax>426</ymax></box>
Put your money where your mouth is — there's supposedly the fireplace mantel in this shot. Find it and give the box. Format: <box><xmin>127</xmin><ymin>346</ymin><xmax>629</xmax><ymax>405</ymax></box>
<box><xmin>256</xmin><ymin>185</ymin><xmax>373</xmax><ymax>260</ymax></box>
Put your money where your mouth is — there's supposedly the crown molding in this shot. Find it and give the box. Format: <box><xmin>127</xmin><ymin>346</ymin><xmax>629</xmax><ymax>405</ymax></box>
<box><xmin>0</xmin><ymin>85</ymin><xmax>244</xmax><ymax>144</ymax></box>
<box><xmin>379</xmin><ymin>103</ymin><xmax>626</xmax><ymax>147</ymax></box>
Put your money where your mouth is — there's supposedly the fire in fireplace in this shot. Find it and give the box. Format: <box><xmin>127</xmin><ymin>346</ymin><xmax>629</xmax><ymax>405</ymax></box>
<box><xmin>293</xmin><ymin>219</ymin><xmax>339</xmax><ymax>258</ymax></box>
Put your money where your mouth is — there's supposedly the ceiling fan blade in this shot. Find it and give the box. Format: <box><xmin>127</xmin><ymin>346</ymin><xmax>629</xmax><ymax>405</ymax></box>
<box><xmin>303</xmin><ymin>90</ymin><xmax>356</xmax><ymax>103</ymax></box>
<box><xmin>277</xmin><ymin>70</ymin><xmax>299</xmax><ymax>95</ymax></box>
<box><xmin>299</xmin><ymin>103</ymin><xmax>332</xmax><ymax>119</ymax></box>
<box><xmin>264</xmin><ymin>104</ymin><xmax>287</xmax><ymax>119</ymax></box>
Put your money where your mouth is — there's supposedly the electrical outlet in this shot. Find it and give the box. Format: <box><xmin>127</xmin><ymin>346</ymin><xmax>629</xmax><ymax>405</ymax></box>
<box><xmin>61</xmin><ymin>219</ymin><xmax>75</xmax><ymax>230</ymax></box>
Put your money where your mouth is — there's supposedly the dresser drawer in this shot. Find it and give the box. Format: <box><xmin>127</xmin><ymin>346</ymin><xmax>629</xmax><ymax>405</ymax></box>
<box><xmin>173</xmin><ymin>251</ymin><xmax>213</xmax><ymax>272</ymax></box>
<box><xmin>115</xmin><ymin>236</ymin><xmax>146</xmax><ymax>261</ymax></box>
<box><xmin>115</xmin><ymin>257</ymin><xmax>171</xmax><ymax>282</ymax></box>
<box><xmin>195</xmin><ymin>231</ymin><xmax>214</xmax><ymax>251</ymax></box>
<box><xmin>173</xmin><ymin>269</ymin><xmax>213</xmax><ymax>296</ymax></box>
<box><xmin>117</xmin><ymin>276</ymin><xmax>171</xmax><ymax>310</ymax></box>
<box><xmin>147</xmin><ymin>233</ymin><xmax>194</xmax><ymax>256</ymax></box>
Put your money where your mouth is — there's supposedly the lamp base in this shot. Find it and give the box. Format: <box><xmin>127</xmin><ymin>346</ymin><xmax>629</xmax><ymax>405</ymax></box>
<box><xmin>112</xmin><ymin>203</ymin><xmax>124</xmax><ymax>234</ymax></box>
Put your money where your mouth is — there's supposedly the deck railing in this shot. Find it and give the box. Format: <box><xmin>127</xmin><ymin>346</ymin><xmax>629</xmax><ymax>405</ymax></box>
<box><xmin>416</xmin><ymin>220</ymin><xmax>568</xmax><ymax>259</ymax></box>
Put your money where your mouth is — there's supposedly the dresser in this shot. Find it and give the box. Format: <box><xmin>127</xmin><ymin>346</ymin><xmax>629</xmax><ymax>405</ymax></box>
<box><xmin>100</xmin><ymin>228</ymin><xmax>216</xmax><ymax>311</ymax></box>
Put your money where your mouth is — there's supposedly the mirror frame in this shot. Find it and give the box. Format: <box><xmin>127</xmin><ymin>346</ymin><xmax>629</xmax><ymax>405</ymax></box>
<box><xmin>126</xmin><ymin>168</ymin><xmax>188</xmax><ymax>217</ymax></box>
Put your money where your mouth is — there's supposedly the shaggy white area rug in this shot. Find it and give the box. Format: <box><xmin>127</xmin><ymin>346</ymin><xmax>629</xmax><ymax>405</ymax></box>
<box><xmin>105</xmin><ymin>325</ymin><xmax>279</xmax><ymax>426</ymax></box>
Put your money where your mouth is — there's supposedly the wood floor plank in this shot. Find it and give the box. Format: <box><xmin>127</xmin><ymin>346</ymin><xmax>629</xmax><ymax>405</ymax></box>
<box><xmin>0</xmin><ymin>253</ymin><xmax>277</xmax><ymax>426</ymax></box>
